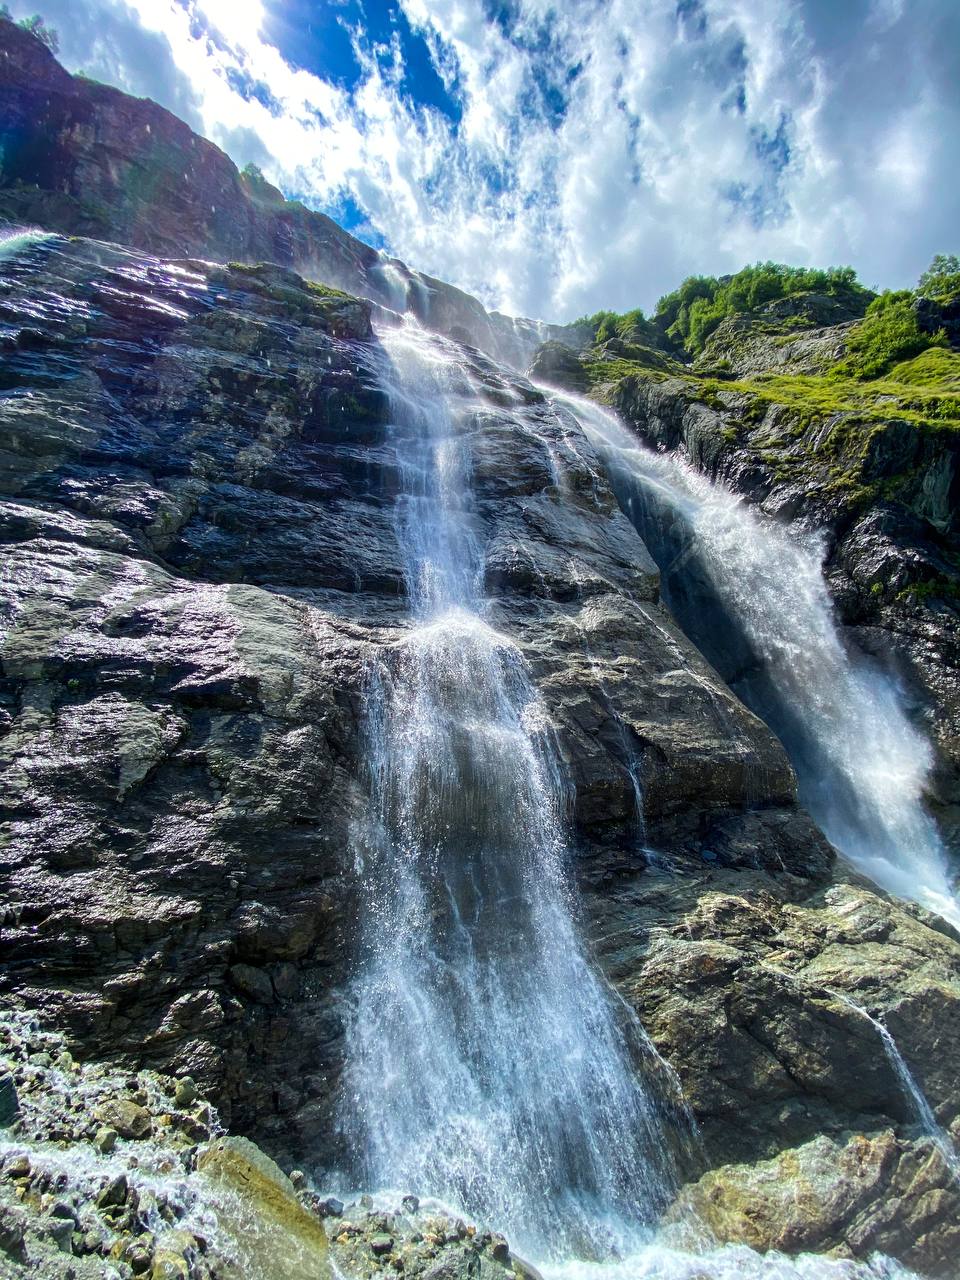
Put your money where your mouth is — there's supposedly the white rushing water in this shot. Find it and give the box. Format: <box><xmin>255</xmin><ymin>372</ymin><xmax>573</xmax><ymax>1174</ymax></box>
<box><xmin>551</xmin><ymin>390</ymin><xmax>960</xmax><ymax>931</ymax></box>
<box><xmin>0</xmin><ymin>226</ymin><xmax>54</xmax><ymax>260</ymax></box>
<box><xmin>339</xmin><ymin>321</ymin><xmax>678</xmax><ymax>1261</ymax></box>
<box><xmin>833</xmin><ymin>995</ymin><xmax>960</xmax><ymax>1183</ymax></box>
<box><xmin>335</xmin><ymin>323</ymin><xmax>923</xmax><ymax>1279</ymax></box>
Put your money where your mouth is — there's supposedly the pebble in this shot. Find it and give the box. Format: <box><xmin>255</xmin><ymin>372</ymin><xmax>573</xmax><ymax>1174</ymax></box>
<box><xmin>97</xmin><ymin>1173</ymin><xmax>129</xmax><ymax>1209</ymax></box>
<box><xmin>173</xmin><ymin>1078</ymin><xmax>197</xmax><ymax>1108</ymax></box>
<box><xmin>44</xmin><ymin>1212</ymin><xmax>74</xmax><ymax>1252</ymax></box>
<box><xmin>0</xmin><ymin>1205</ymin><xmax>27</xmax><ymax>1261</ymax></box>
<box><xmin>491</xmin><ymin>1237</ymin><xmax>510</xmax><ymax>1263</ymax></box>
<box><xmin>51</xmin><ymin>1200</ymin><xmax>79</xmax><ymax>1224</ymax></box>
<box><xmin>128</xmin><ymin>1244</ymin><xmax>153</xmax><ymax>1274</ymax></box>
<box><xmin>0</xmin><ymin>1074</ymin><xmax>19</xmax><ymax>1128</ymax></box>
<box><xmin>95</xmin><ymin>1098</ymin><xmax>152</xmax><ymax>1140</ymax></box>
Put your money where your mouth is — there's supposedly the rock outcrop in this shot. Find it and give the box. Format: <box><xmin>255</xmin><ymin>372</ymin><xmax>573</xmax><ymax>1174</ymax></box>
<box><xmin>2</xmin><ymin>229</ymin><xmax>959</xmax><ymax>1273</ymax></box>
<box><xmin>0</xmin><ymin>17</ymin><xmax>571</xmax><ymax>366</ymax></box>
<box><xmin>673</xmin><ymin>1129</ymin><xmax>960</xmax><ymax>1274</ymax></box>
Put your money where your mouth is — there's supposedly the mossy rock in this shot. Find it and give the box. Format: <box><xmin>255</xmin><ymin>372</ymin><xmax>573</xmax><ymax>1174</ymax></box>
<box><xmin>196</xmin><ymin>1136</ymin><xmax>330</xmax><ymax>1280</ymax></box>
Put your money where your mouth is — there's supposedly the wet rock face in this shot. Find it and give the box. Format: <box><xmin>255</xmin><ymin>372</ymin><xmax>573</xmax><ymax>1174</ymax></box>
<box><xmin>586</xmin><ymin>867</ymin><xmax>960</xmax><ymax>1274</ymax></box>
<box><xmin>673</xmin><ymin>1129</ymin><xmax>960</xmax><ymax>1277</ymax></box>
<box><xmin>4</xmin><ymin>233</ymin><xmax>960</xmax><ymax>1272</ymax></box>
<box><xmin>0</xmin><ymin>233</ymin><xmax>805</xmax><ymax>1164</ymax></box>
<box><xmin>0</xmin><ymin>18</ymin><xmax>571</xmax><ymax>367</ymax></box>
<box><xmin>0</xmin><ymin>239</ymin><xmax>395</xmax><ymax>1161</ymax></box>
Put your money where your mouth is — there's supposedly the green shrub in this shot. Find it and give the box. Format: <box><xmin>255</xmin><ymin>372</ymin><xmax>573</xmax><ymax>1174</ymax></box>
<box><xmin>918</xmin><ymin>253</ymin><xmax>960</xmax><ymax>305</ymax></box>
<box><xmin>576</xmin><ymin>261</ymin><xmax>871</xmax><ymax>359</ymax></box>
<box><xmin>17</xmin><ymin>13</ymin><xmax>59</xmax><ymax>53</ymax></box>
<box><xmin>655</xmin><ymin>262</ymin><xmax>867</xmax><ymax>354</ymax></box>
<box><xmin>840</xmin><ymin>291</ymin><xmax>945</xmax><ymax>379</ymax></box>
<box><xmin>574</xmin><ymin>307</ymin><xmax>660</xmax><ymax>346</ymax></box>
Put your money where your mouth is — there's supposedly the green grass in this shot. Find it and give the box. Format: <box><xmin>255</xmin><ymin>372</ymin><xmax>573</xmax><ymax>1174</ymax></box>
<box><xmin>306</xmin><ymin>280</ymin><xmax>352</xmax><ymax>300</ymax></box>
<box><xmin>702</xmin><ymin>367</ymin><xmax>960</xmax><ymax>432</ymax></box>
<box><xmin>580</xmin><ymin>358</ymin><xmax>673</xmax><ymax>391</ymax></box>
<box><xmin>887</xmin><ymin>346</ymin><xmax>960</xmax><ymax>390</ymax></box>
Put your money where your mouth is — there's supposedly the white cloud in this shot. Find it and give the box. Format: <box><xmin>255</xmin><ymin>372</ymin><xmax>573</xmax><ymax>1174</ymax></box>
<box><xmin>8</xmin><ymin>0</ymin><xmax>959</xmax><ymax>321</ymax></box>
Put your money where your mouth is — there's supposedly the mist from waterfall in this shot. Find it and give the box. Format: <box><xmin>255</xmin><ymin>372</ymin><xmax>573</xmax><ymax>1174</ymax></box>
<box><xmin>554</xmin><ymin>390</ymin><xmax>960</xmax><ymax>931</ymax></box>
<box><xmin>338</xmin><ymin>322</ymin><xmax>679</xmax><ymax>1261</ymax></box>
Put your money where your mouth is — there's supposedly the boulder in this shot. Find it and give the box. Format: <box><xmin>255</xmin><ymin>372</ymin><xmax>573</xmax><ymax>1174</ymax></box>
<box><xmin>93</xmin><ymin>1100</ymin><xmax>151</xmax><ymax>1141</ymax></box>
<box><xmin>672</xmin><ymin>1129</ymin><xmax>960</xmax><ymax>1276</ymax></box>
<box><xmin>196</xmin><ymin>1136</ymin><xmax>330</xmax><ymax>1280</ymax></box>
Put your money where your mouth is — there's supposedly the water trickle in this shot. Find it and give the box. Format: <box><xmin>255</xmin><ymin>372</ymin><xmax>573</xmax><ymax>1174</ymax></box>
<box><xmin>339</xmin><ymin>323</ymin><xmax>680</xmax><ymax>1259</ymax></box>
<box><xmin>834</xmin><ymin>994</ymin><xmax>960</xmax><ymax>1183</ymax></box>
<box><xmin>551</xmin><ymin>390</ymin><xmax>960</xmax><ymax>931</ymax></box>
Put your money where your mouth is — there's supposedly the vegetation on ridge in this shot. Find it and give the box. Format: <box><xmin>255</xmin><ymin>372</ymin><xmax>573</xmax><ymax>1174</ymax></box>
<box><xmin>567</xmin><ymin>255</ymin><xmax>960</xmax><ymax>526</ymax></box>
<box><xmin>838</xmin><ymin>290</ymin><xmax>947</xmax><ymax>380</ymax></box>
<box><xmin>0</xmin><ymin>6</ymin><xmax>58</xmax><ymax>52</ymax></box>
<box><xmin>656</xmin><ymin>262</ymin><xmax>871</xmax><ymax>355</ymax></box>
<box><xmin>576</xmin><ymin>261</ymin><xmax>873</xmax><ymax>357</ymax></box>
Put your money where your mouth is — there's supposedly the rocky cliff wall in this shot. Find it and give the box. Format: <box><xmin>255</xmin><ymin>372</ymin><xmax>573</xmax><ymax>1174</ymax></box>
<box><xmin>0</xmin><ymin>18</ymin><xmax>575</xmax><ymax>367</ymax></box>
<box><xmin>0</xmin><ymin>232</ymin><xmax>793</xmax><ymax>1152</ymax></box>
<box><xmin>2</xmin><ymin>232</ymin><xmax>960</xmax><ymax>1274</ymax></box>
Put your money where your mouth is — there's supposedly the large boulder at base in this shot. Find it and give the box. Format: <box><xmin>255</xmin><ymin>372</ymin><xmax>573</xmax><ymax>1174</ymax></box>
<box><xmin>670</xmin><ymin>1129</ymin><xmax>960</xmax><ymax>1277</ymax></box>
<box><xmin>196</xmin><ymin>1136</ymin><xmax>330</xmax><ymax>1280</ymax></box>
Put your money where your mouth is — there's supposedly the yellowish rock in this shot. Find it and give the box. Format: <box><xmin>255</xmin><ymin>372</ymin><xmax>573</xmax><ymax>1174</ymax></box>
<box><xmin>196</xmin><ymin>1136</ymin><xmax>329</xmax><ymax>1280</ymax></box>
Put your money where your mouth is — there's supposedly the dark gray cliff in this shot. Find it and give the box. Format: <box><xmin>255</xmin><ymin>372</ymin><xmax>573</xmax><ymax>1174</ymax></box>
<box><xmin>2</xmin><ymin>235</ymin><xmax>960</xmax><ymax>1274</ymax></box>
<box><xmin>0</xmin><ymin>17</ymin><xmax>576</xmax><ymax>367</ymax></box>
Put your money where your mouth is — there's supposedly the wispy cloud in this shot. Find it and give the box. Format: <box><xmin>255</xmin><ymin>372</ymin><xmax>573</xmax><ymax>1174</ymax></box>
<box><xmin>11</xmin><ymin>0</ymin><xmax>960</xmax><ymax>321</ymax></box>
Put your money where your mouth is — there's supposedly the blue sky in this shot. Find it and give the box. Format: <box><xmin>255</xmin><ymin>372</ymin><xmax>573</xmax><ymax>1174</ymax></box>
<box><xmin>9</xmin><ymin>0</ymin><xmax>959</xmax><ymax>322</ymax></box>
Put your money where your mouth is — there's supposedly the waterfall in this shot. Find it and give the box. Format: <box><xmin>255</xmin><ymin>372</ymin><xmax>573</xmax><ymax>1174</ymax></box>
<box><xmin>834</xmin><ymin>995</ymin><xmax>960</xmax><ymax>1183</ymax></box>
<box><xmin>339</xmin><ymin>322</ymin><xmax>679</xmax><ymax>1260</ymax></box>
<box><xmin>335</xmin><ymin>328</ymin><xmax>926</xmax><ymax>1278</ymax></box>
<box><xmin>548</xmin><ymin>390</ymin><xmax>960</xmax><ymax>931</ymax></box>
<box><xmin>0</xmin><ymin>227</ymin><xmax>54</xmax><ymax>260</ymax></box>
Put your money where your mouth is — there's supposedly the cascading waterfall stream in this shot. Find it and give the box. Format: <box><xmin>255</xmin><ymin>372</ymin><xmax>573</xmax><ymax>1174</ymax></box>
<box><xmin>335</xmin><ymin>325</ymin><xmax>923</xmax><ymax>1279</ymax></box>
<box><xmin>339</xmin><ymin>321</ymin><xmax>678</xmax><ymax>1261</ymax></box>
<box><xmin>831</xmin><ymin>994</ymin><xmax>960</xmax><ymax>1183</ymax></box>
<box><xmin>548</xmin><ymin>390</ymin><xmax>960</xmax><ymax>932</ymax></box>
